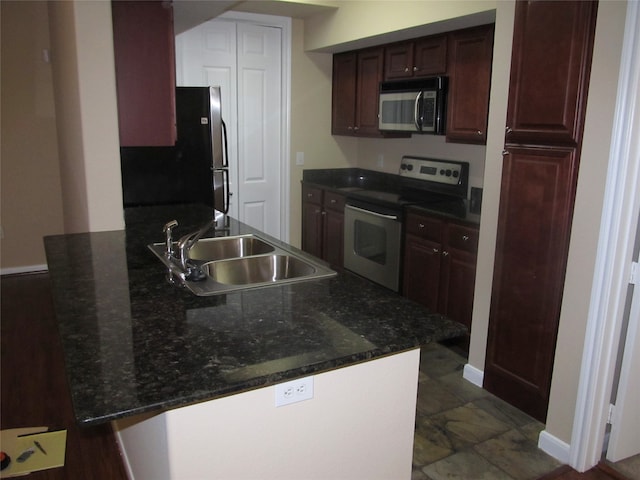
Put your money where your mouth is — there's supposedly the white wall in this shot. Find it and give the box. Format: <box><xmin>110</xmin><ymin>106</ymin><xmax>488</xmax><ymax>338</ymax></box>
<box><xmin>0</xmin><ymin>1</ymin><xmax>64</xmax><ymax>272</ymax></box>
<box><xmin>304</xmin><ymin>0</ymin><xmax>497</xmax><ymax>52</ymax></box>
<box><xmin>48</xmin><ymin>1</ymin><xmax>124</xmax><ymax>234</ymax></box>
<box><xmin>288</xmin><ymin>18</ymin><xmax>357</xmax><ymax>247</ymax></box>
<box><xmin>546</xmin><ymin>0</ymin><xmax>629</xmax><ymax>444</ymax></box>
<box><xmin>115</xmin><ymin>349</ymin><xmax>420</xmax><ymax>480</ymax></box>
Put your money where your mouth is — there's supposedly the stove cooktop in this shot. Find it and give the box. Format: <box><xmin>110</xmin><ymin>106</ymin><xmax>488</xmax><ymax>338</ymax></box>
<box><xmin>345</xmin><ymin>157</ymin><xmax>470</xmax><ymax>216</ymax></box>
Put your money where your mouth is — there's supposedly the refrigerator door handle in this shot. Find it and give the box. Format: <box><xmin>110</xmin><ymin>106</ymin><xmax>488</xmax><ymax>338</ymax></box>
<box><xmin>221</xmin><ymin>119</ymin><xmax>229</xmax><ymax>169</ymax></box>
<box><xmin>223</xmin><ymin>168</ymin><xmax>230</xmax><ymax>214</ymax></box>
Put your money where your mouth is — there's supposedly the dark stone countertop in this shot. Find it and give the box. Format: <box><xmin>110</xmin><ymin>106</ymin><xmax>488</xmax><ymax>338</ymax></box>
<box><xmin>44</xmin><ymin>204</ymin><xmax>466</xmax><ymax>426</ymax></box>
<box><xmin>302</xmin><ymin>168</ymin><xmax>481</xmax><ymax>225</ymax></box>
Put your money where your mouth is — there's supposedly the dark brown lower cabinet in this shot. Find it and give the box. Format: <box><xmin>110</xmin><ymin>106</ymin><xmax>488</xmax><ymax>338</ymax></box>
<box><xmin>484</xmin><ymin>146</ymin><xmax>579</xmax><ymax>421</ymax></box>
<box><xmin>301</xmin><ymin>184</ymin><xmax>345</xmax><ymax>268</ymax></box>
<box><xmin>403</xmin><ymin>211</ymin><xmax>479</xmax><ymax>330</ymax></box>
<box><xmin>322</xmin><ymin>191</ymin><xmax>346</xmax><ymax>268</ymax></box>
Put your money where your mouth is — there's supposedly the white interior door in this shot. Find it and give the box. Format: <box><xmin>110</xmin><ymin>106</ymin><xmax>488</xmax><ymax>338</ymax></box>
<box><xmin>175</xmin><ymin>18</ymin><xmax>283</xmax><ymax>239</ymax></box>
<box><xmin>607</xmin><ymin>244</ymin><xmax>640</xmax><ymax>462</ymax></box>
<box><xmin>236</xmin><ymin>23</ymin><xmax>282</xmax><ymax>238</ymax></box>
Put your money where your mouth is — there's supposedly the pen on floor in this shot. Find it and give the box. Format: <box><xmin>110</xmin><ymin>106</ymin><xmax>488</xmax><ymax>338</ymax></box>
<box><xmin>34</xmin><ymin>441</ymin><xmax>47</xmax><ymax>455</ymax></box>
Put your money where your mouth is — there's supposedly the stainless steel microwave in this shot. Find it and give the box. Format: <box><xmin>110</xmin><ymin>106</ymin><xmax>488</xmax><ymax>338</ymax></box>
<box><xmin>378</xmin><ymin>76</ymin><xmax>447</xmax><ymax>134</ymax></box>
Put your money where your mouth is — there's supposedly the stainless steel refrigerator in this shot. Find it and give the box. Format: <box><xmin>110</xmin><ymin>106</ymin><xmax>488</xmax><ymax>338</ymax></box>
<box><xmin>120</xmin><ymin>86</ymin><xmax>229</xmax><ymax>213</ymax></box>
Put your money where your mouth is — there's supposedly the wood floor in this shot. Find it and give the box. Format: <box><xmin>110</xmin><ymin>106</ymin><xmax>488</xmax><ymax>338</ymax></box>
<box><xmin>0</xmin><ymin>273</ymin><xmax>627</xmax><ymax>479</ymax></box>
<box><xmin>1</xmin><ymin>273</ymin><xmax>128</xmax><ymax>479</ymax></box>
<box><xmin>542</xmin><ymin>464</ymin><xmax>632</xmax><ymax>480</ymax></box>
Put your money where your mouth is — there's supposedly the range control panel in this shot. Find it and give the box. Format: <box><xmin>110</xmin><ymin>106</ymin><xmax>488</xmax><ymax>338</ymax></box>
<box><xmin>399</xmin><ymin>156</ymin><xmax>467</xmax><ymax>186</ymax></box>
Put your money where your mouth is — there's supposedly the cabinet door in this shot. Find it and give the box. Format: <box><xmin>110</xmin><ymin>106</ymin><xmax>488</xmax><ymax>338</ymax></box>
<box><xmin>112</xmin><ymin>1</ymin><xmax>176</xmax><ymax>147</ymax></box>
<box><xmin>331</xmin><ymin>52</ymin><xmax>357</xmax><ymax>135</ymax></box>
<box><xmin>505</xmin><ymin>1</ymin><xmax>598</xmax><ymax>146</ymax></box>
<box><xmin>413</xmin><ymin>35</ymin><xmax>447</xmax><ymax>77</ymax></box>
<box><xmin>440</xmin><ymin>222</ymin><xmax>479</xmax><ymax>328</ymax></box>
<box><xmin>323</xmin><ymin>209</ymin><xmax>344</xmax><ymax>268</ymax></box>
<box><xmin>485</xmin><ymin>146</ymin><xmax>579</xmax><ymax>421</ymax></box>
<box><xmin>384</xmin><ymin>42</ymin><xmax>414</xmax><ymax>80</ymax></box>
<box><xmin>301</xmin><ymin>186</ymin><xmax>323</xmax><ymax>259</ymax></box>
<box><xmin>354</xmin><ymin>47</ymin><xmax>385</xmax><ymax>136</ymax></box>
<box><xmin>440</xmin><ymin>249</ymin><xmax>477</xmax><ymax>330</ymax></box>
<box><xmin>446</xmin><ymin>25</ymin><xmax>494</xmax><ymax>144</ymax></box>
<box><xmin>322</xmin><ymin>191</ymin><xmax>345</xmax><ymax>268</ymax></box>
<box><xmin>402</xmin><ymin>234</ymin><xmax>442</xmax><ymax>312</ymax></box>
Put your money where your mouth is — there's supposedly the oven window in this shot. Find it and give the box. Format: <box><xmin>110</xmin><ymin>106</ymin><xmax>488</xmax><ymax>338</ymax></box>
<box><xmin>353</xmin><ymin>219</ymin><xmax>387</xmax><ymax>265</ymax></box>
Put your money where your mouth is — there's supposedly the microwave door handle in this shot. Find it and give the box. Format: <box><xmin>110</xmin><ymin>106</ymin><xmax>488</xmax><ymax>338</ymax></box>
<box><xmin>414</xmin><ymin>91</ymin><xmax>423</xmax><ymax>130</ymax></box>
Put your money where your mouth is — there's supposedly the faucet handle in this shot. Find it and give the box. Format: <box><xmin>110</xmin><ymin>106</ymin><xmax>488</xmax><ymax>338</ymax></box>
<box><xmin>164</xmin><ymin>219</ymin><xmax>178</xmax><ymax>232</ymax></box>
<box><xmin>163</xmin><ymin>220</ymin><xmax>179</xmax><ymax>256</ymax></box>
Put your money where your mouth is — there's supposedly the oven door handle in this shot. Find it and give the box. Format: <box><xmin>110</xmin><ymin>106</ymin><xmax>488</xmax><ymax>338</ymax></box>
<box><xmin>346</xmin><ymin>204</ymin><xmax>399</xmax><ymax>221</ymax></box>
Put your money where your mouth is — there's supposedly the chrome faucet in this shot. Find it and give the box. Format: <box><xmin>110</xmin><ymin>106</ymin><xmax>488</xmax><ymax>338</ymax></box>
<box><xmin>163</xmin><ymin>220</ymin><xmax>179</xmax><ymax>257</ymax></box>
<box><xmin>177</xmin><ymin>219</ymin><xmax>216</xmax><ymax>270</ymax></box>
<box><xmin>161</xmin><ymin>218</ymin><xmax>215</xmax><ymax>282</ymax></box>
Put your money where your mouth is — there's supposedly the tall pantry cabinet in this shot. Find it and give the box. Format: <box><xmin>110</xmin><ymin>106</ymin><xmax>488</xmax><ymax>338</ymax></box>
<box><xmin>484</xmin><ymin>0</ymin><xmax>598</xmax><ymax>422</ymax></box>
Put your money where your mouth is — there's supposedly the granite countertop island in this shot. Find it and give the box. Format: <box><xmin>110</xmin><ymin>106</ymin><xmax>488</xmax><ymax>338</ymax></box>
<box><xmin>44</xmin><ymin>204</ymin><xmax>466</xmax><ymax>428</ymax></box>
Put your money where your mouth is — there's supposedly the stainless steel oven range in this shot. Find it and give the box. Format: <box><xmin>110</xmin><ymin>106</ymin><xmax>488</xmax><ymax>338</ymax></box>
<box><xmin>343</xmin><ymin>156</ymin><xmax>469</xmax><ymax>292</ymax></box>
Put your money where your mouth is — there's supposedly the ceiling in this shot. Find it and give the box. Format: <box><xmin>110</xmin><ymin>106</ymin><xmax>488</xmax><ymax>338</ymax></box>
<box><xmin>172</xmin><ymin>0</ymin><xmax>337</xmax><ymax>34</ymax></box>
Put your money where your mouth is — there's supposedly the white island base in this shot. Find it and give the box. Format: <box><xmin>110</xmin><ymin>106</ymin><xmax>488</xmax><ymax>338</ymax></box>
<box><xmin>113</xmin><ymin>348</ymin><xmax>420</xmax><ymax>480</ymax></box>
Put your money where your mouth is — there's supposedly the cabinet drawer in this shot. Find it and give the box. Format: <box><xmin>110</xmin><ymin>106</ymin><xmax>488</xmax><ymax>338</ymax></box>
<box><xmin>302</xmin><ymin>185</ymin><xmax>323</xmax><ymax>205</ymax></box>
<box><xmin>323</xmin><ymin>191</ymin><xmax>345</xmax><ymax>211</ymax></box>
<box><xmin>405</xmin><ymin>213</ymin><xmax>443</xmax><ymax>243</ymax></box>
<box><xmin>447</xmin><ymin>223</ymin><xmax>479</xmax><ymax>253</ymax></box>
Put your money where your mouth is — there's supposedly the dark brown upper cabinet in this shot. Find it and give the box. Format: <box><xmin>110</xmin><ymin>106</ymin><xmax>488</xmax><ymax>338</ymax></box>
<box><xmin>112</xmin><ymin>1</ymin><xmax>176</xmax><ymax>147</ymax></box>
<box><xmin>505</xmin><ymin>1</ymin><xmax>598</xmax><ymax>147</ymax></box>
<box><xmin>332</xmin><ymin>48</ymin><xmax>392</xmax><ymax>137</ymax></box>
<box><xmin>384</xmin><ymin>35</ymin><xmax>447</xmax><ymax>80</ymax></box>
<box><xmin>446</xmin><ymin>25</ymin><xmax>495</xmax><ymax>145</ymax></box>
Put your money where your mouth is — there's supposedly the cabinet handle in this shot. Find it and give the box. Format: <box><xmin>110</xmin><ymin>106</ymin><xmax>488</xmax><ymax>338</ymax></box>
<box><xmin>321</xmin><ymin>211</ymin><xmax>326</xmax><ymax>216</ymax></box>
<box><xmin>413</xmin><ymin>66</ymin><xmax>418</xmax><ymax>72</ymax></box>
<box><xmin>353</xmin><ymin>126</ymin><xmax>359</xmax><ymax>131</ymax></box>
<box><xmin>442</xmin><ymin>251</ymin><xmax>449</xmax><ymax>257</ymax></box>
<box><xmin>433</xmin><ymin>248</ymin><xmax>439</xmax><ymax>254</ymax></box>
<box><xmin>418</xmin><ymin>223</ymin><xmax>425</xmax><ymax>229</ymax></box>
<box><xmin>477</xmin><ymin>130</ymin><xmax>483</xmax><ymax>136</ymax></box>
<box><xmin>502</xmin><ymin>150</ymin><xmax>510</xmax><ymax>156</ymax></box>
<box><xmin>348</xmin><ymin>126</ymin><xmax>353</xmax><ymax>130</ymax></box>
<box><xmin>307</xmin><ymin>193</ymin><xmax>313</xmax><ymax>198</ymax></box>
<box><xmin>330</xmin><ymin>199</ymin><xmax>336</xmax><ymax>204</ymax></box>
<box><xmin>505</xmin><ymin>126</ymin><xmax>512</xmax><ymax>133</ymax></box>
<box><xmin>462</xmin><ymin>235</ymin><xmax>469</xmax><ymax>241</ymax></box>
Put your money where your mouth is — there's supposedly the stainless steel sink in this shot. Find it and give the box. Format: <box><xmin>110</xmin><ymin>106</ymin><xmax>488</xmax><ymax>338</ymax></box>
<box><xmin>202</xmin><ymin>254</ymin><xmax>316</xmax><ymax>285</ymax></box>
<box><xmin>148</xmin><ymin>233</ymin><xmax>336</xmax><ymax>296</ymax></box>
<box><xmin>188</xmin><ymin>235</ymin><xmax>275</xmax><ymax>261</ymax></box>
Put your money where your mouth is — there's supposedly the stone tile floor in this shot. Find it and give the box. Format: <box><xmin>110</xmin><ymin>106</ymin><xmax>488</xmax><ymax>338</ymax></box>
<box><xmin>412</xmin><ymin>341</ymin><xmax>563</xmax><ymax>480</ymax></box>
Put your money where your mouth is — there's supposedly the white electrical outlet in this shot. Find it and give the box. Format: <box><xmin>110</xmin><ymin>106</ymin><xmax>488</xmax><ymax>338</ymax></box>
<box><xmin>275</xmin><ymin>376</ymin><xmax>314</xmax><ymax>407</ymax></box>
<box><xmin>377</xmin><ymin>154</ymin><xmax>384</xmax><ymax>168</ymax></box>
<box><xmin>296</xmin><ymin>151</ymin><xmax>305</xmax><ymax>166</ymax></box>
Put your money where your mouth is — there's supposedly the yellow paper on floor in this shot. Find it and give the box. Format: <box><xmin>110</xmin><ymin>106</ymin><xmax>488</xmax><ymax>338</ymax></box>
<box><xmin>0</xmin><ymin>428</ymin><xmax>67</xmax><ymax>478</ymax></box>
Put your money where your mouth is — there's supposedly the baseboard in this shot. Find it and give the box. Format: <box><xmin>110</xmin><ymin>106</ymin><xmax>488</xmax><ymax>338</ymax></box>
<box><xmin>1</xmin><ymin>264</ymin><xmax>48</xmax><ymax>276</ymax></box>
<box><xmin>538</xmin><ymin>430</ymin><xmax>571</xmax><ymax>464</ymax></box>
<box><xmin>113</xmin><ymin>428</ymin><xmax>136</xmax><ymax>480</ymax></box>
<box><xmin>463</xmin><ymin>363</ymin><xmax>484</xmax><ymax>387</ymax></box>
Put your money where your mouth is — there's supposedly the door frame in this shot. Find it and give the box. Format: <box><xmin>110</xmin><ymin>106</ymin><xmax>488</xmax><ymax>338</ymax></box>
<box><xmin>570</xmin><ymin>0</ymin><xmax>640</xmax><ymax>471</ymax></box>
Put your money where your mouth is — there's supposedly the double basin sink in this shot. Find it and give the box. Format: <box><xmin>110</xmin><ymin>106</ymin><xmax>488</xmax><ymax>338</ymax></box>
<box><xmin>148</xmin><ymin>234</ymin><xmax>336</xmax><ymax>296</ymax></box>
